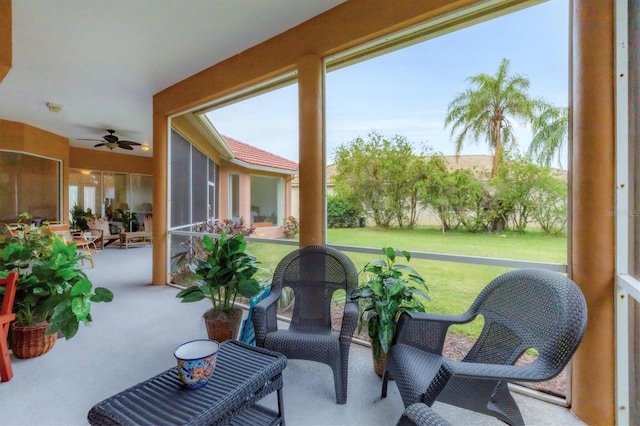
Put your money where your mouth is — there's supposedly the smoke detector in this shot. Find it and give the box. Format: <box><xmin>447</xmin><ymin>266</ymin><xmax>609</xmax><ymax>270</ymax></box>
<box><xmin>46</xmin><ymin>102</ymin><xmax>63</xmax><ymax>113</ymax></box>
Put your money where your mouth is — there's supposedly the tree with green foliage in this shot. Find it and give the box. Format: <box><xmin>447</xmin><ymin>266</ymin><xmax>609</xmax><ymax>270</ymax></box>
<box><xmin>327</xmin><ymin>194</ymin><xmax>361</xmax><ymax>228</ymax></box>
<box><xmin>425</xmin><ymin>168</ymin><xmax>486</xmax><ymax>232</ymax></box>
<box><xmin>489</xmin><ymin>159</ymin><xmax>545</xmax><ymax>232</ymax></box>
<box><xmin>529</xmin><ymin>173</ymin><xmax>568</xmax><ymax>235</ymax></box>
<box><xmin>527</xmin><ymin>104</ymin><xmax>569</xmax><ymax>168</ymax></box>
<box><xmin>445</xmin><ymin>58</ymin><xmax>540</xmax><ymax>176</ymax></box>
<box><xmin>332</xmin><ymin>131</ymin><xmax>424</xmax><ymax>228</ymax></box>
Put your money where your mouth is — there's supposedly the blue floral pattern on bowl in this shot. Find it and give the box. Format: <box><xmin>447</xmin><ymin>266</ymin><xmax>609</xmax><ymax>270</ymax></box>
<box><xmin>174</xmin><ymin>339</ymin><xmax>220</xmax><ymax>390</ymax></box>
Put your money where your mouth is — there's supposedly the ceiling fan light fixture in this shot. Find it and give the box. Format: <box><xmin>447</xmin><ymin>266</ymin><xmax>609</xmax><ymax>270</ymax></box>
<box><xmin>106</xmin><ymin>142</ymin><xmax>118</xmax><ymax>150</ymax></box>
<box><xmin>141</xmin><ymin>144</ymin><xmax>150</xmax><ymax>152</ymax></box>
<box><xmin>46</xmin><ymin>102</ymin><xmax>63</xmax><ymax>113</ymax></box>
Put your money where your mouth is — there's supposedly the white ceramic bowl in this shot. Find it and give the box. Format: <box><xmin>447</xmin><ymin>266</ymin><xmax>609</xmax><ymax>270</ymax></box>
<box><xmin>173</xmin><ymin>339</ymin><xmax>220</xmax><ymax>389</ymax></box>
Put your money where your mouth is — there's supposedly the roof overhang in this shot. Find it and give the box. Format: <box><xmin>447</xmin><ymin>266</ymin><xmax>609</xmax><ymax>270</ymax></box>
<box><xmin>226</xmin><ymin>158</ymin><xmax>298</xmax><ymax>176</ymax></box>
<box><xmin>189</xmin><ymin>114</ymin><xmax>235</xmax><ymax>159</ymax></box>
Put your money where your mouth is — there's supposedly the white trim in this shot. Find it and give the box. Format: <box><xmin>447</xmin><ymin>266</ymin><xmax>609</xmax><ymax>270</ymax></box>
<box><xmin>325</xmin><ymin>0</ymin><xmax>544</xmax><ymax>71</ymax></box>
<box><xmin>189</xmin><ymin>114</ymin><xmax>235</xmax><ymax>159</ymax></box>
<box><xmin>227</xmin><ymin>158</ymin><xmax>298</xmax><ymax>176</ymax></box>
<box><xmin>615</xmin><ymin>0</ymin><xmax>631</xmax><ymax>424</ymax></box>
<box><xmin>193</xmin><ymin>71</ymin><xmax>298</xmax><ymax>116</ymax></box>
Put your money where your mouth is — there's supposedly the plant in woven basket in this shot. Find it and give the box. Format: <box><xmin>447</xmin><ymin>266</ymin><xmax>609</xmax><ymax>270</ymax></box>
<box><xmin>1</xmin><ymin>220</ymin><xmax>114</xmax><ymax>358</ymax></box>
<box><xmin>176</xmin><ymin>231</ymin><xmax>262</xmax><ymax>341</ymax></box>
<box><xmin>351</xmin><ymin>247</ymin><xmax>430</xmax><ymax>371</ymax></box>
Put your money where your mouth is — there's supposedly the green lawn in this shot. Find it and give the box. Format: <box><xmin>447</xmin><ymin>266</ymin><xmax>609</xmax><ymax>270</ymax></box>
<box><xmin>247</xmin><ymin>226</ymin><xmax>567</xmax><ymax>338</ymax></box>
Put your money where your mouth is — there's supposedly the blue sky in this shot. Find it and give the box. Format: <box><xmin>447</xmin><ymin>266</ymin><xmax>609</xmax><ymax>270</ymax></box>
<box><xmin>206</xmin><ymin>1</ymin><xmax>569</xmax><ymax>166</ymax></box>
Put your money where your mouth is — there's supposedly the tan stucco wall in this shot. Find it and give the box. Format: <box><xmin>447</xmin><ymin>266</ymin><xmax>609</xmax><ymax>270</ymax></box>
<box><xmin>0</xmin><ymin>0</ymin><xmax>11</xmax><ymax>84</ymax></box>
<box><xmin>0</xmin><ymin>119</ymin><xmax>70</xmax><ymax>220</ymax></box>
<box><xmin>69</xmin><ymin>147</ymin><xmax>152</xmax><ymax>175</ymax></box>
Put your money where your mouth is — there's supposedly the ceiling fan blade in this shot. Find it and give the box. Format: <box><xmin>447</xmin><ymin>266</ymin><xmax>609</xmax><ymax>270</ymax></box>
<box><xmin>119</xmin><ymin>144</ymin><xmax>134</xmax><ymax>150</ymax></box>
<box><xmin>119</xmin><ymin>140</ymin><xmax>141</xmax><ymax>146</ymax></box>
<box><xmin>94</xmin><ymin>143</ymin><xmax>107</xmax><ymax>147</ymax></box>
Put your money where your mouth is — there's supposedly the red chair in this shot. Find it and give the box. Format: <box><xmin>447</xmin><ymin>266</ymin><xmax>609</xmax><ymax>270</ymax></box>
<box><xmin>0</xmin><ymin>271</ymin><xmax>18</xmax><ymax>382</ymax></box>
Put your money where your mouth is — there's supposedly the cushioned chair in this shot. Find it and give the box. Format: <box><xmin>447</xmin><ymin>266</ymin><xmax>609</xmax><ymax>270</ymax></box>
<box><xmin>252</xmin><ymin>245</ymin><xmax>359</xmax><ymax>404</ymax></box>
<box><xmin>1</xmin><ymin>271</ymin><xmax>19</xmax><ymax>382</ymax></box>
<box><xmin>382</xmin><ymin>268</ymin><xmax>588</xmax><ymax>426</ymax></box>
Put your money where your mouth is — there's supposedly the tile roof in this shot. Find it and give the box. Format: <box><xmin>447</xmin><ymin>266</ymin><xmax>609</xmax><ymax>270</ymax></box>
<box><xmin>222</xmin><ymin>135</ymin><xmax>299</xmax><ymax>172</ymax></box>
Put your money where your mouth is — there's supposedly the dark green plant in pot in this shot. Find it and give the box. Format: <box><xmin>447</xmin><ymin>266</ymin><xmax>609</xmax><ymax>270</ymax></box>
<box><xmin>351</xmin><ymin>247</ymin><xmax>430</xmax><ymax>365</ymax></box>
<box><xmin>1</xmin><ymin>224</ymin><xmax>114</xmax><ymax>338</ymax></box>
<box><xmin>176</xmin><ymin>231</ymin><xmax>262</xmax><ymax>341</ymax></box>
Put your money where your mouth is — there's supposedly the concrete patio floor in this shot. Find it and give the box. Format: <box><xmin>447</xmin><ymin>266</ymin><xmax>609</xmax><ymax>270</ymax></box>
<box><xmin>0</xmin><ymin>246</ymin><xmax>586</xmax><ymax>425</ymax></box>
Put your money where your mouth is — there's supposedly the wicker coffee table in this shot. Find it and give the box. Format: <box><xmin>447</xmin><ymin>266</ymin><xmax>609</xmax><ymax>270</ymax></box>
<box><xmin>87</xmin><ymin>340</ymin><xmax>287</xmax><ymax>425</ymax></box>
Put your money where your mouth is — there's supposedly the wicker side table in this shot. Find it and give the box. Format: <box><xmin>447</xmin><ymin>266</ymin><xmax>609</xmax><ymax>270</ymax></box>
<box><xmin>88</xmin><ymin>340</ymin><xmax>287</xmax><ymax>426</ymax></box>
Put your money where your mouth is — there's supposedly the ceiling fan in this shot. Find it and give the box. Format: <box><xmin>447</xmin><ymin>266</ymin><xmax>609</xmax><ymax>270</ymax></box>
<box><xmin>78</xmin><ymin>129</ymin><xmax>141</xmax><ymax>151</ymax></box>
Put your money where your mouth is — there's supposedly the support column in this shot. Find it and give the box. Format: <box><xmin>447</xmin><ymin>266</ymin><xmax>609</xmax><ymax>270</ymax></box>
<box><xmin>570</xmin><ymin>1</ymin><xmax>615</xmax><ymax>424</ymax></box>
<box><xmin>298</xmin><ymin>54</ymin><xmax>325</xmax><ymax>246</ymax></box>
<box><xmin>152</xmin><ymin>113</ymin><xmax>168</xmax><ymax>285</ymax></box>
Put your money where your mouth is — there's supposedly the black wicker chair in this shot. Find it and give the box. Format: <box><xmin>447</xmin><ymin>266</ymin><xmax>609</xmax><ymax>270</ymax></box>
<box><xmin>382</xmin><ymin>268</ymin><xmax>588</xmax><ymax>426</ymax></box>
<box><xmin>397</xmin><ymin>403</ymin><xmax>450</xmax><ymax>426</ymax></box>
<box><xmin>252</xmin><ymin>245</ymin><xmax>359</xmax><ymax>404</ymax></box>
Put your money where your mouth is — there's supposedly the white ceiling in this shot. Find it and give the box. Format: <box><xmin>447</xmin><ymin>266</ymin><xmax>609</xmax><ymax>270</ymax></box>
<box><xmin>0</xmin><ymin>0</ymin><xmax>346</xmax><ymax>157</ymax></box>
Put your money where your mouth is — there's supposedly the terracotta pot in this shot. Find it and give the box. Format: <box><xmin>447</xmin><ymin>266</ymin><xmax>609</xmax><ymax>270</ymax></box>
<box><xmin>203</xmin><ymin>307</ymin><xmax>243</xmax><ymax>342</ymax></box>
<box><xmin>11</xmin><ymin>322</ymin><xmax>57</xmax><ymax>359</ymax></box>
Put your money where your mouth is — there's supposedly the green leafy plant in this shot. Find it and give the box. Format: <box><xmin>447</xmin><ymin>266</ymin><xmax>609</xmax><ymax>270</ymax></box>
<box><xmin>351</xmin><ymin>247</ymin><xmax>430</xmax><ymax>362</ymax></box>
<box><xmin>176</xmin><ymin>231</ymin><xmax>262</xmax><ymax>311</ymax></box>
<box><xmin>70</xmin><ymin>205</ymin><xmax>94</xmax><ymax>231</ymax></box>
<box><xmin>0</xmin><ymin>221</ymin><xmax>114</xmax><ymax>339</ymax></box>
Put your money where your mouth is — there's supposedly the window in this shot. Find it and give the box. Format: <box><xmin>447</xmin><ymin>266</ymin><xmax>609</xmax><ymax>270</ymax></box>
<box><xmin>250</xmin><ymin>175</ymin><xmax>282</xmax><ymax>225</ymax></box>
<box><xmin>229</xmin><ymin>174</ymin><xmax>239</xmax><ymax>220</ymax></box>
<box><xmin>0</xmin><ymin>150</ymin><xmax>60</xmax><ymax>222</ymax></box>
<box><xmin>169</xmin><ymin>129</ymin><xmax>220</xmax><ymax>228</ymax></box>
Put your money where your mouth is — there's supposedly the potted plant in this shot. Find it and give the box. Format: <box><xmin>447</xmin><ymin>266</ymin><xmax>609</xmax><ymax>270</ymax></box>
<box><xmin>176</xmin><ymin>231</ymin><xmax>262</xmax><ymax>342</ymax></box>
<box><xmin>351</xmin><ymin>247</ymin><xmax>430</xmax><ymax>376</ymax></box>
<box><xmin>1</xmin><ymin>220</ymin><xmax>114</xmax><ymax>359</ymax></box>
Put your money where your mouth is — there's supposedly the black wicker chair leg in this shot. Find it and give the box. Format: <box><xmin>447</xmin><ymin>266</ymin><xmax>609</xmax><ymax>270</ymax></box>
<box><xmin>334</xmin><ymin>366</ymin><xmax>347</xmax><ymax>404</ymax></box>
<box><xmin>486</xmin><ymin>381</ymin><xmax>525</xmax><ymax>426</ymax></box>
<box><xmin>381</xmin><ymin>368</ymin><xmax>390</xmax><ymax>398</ymax></box>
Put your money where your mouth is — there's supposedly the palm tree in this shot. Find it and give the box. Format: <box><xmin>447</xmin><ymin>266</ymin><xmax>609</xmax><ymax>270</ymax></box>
<box><xmin>527</xmin><ymin>104</ymin><xmax>568</xmax><ymax>168</ymax></box>
<box><xmin>444</xmin><ymin>58</ymin><xmax>538</xmax><ymax>176</ymax></box>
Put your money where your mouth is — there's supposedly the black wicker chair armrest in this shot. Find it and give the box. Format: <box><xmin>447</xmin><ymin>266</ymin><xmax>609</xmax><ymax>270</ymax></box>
<box><xmin>394</xmin><ymin>310</ymin><xmax>478</xmax><ymax>354</ymax></box>
<box><xmin>252</xmin><ymin>291</ymin><xmax>281</xmax><ymax>347</ymax></box>
<box><xmin>442</xmin><ymin>357</ymin><xmax>555</xmax><ymax>383</ymax></box>
<box><xmin>340</xmin><ymin>300</ymin><xmax>359</xmax><ymax>342</ymax></box>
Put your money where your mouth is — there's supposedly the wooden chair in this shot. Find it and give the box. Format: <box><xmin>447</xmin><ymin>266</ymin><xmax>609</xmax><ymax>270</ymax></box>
<box><xmin>1</xmin><ymin>271</ymin><xmax>19</xmax><ymax>382</ymax></box>
<box><xmin>47</xmin><ymin>224</ymin><xmax>95</xmax><ymax>268</ymax></box>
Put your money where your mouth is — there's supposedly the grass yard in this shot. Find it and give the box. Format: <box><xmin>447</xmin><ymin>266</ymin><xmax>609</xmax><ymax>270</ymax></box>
<box><xmin>246</xmin><ymin>226</ymin><xmax>568</xmax><ymax>339</ymax></box>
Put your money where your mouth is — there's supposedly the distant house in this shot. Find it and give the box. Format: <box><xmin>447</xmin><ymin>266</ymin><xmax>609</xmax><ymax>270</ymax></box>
<box><xmin>221</xmin><ymin>136</ymin><xmax>299</xmax><ymax>238</ymax></box>
<box><xmin>170</xmin><ymin>115</ymin><xmax>298</xmax><ymax>239</ymax></box>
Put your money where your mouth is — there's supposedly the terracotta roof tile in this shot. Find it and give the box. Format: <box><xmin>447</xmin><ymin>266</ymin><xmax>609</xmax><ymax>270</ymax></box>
<box><xmin>222</xmin><ymin>135</ymin><xmax>298</xmax><ymax>172</ymax></box>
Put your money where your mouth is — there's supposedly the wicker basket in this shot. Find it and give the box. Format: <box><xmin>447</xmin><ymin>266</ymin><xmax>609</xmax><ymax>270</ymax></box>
<box><xmin>11</xmin><ymin>322</ymin><xmax>57</xmax><ymax>359</ymax></box>
<box><xmin>373</xmin><ymin>349</ymin><xmax>387</xmax><ymax>377</ymax></box>
<box><xmin>203</xmin><ymin>308</ymin><xmax>243</xmax><ymax>342</ymax></box>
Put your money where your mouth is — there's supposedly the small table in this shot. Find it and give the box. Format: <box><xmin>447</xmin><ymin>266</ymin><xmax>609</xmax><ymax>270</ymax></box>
<box><xmin>119</xmin><ymin>231</ymin><xmax>152</xmax><ymax>249</ymax></box>
<box><xmin>87</xmin><ymin>340</ymin><xmax>287</xmax><ymax>425</ymax></box>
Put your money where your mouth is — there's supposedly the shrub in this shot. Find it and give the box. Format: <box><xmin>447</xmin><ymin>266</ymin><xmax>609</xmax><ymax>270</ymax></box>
<box><xmin>327</xmin><ymin>195</ymin><xmax>361</xmax><ymax>228</ymax></box>
<box><xmin>283</xmin><ymin>216</ymin><xmax>299</xmax><ymax>239</ymax></box>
